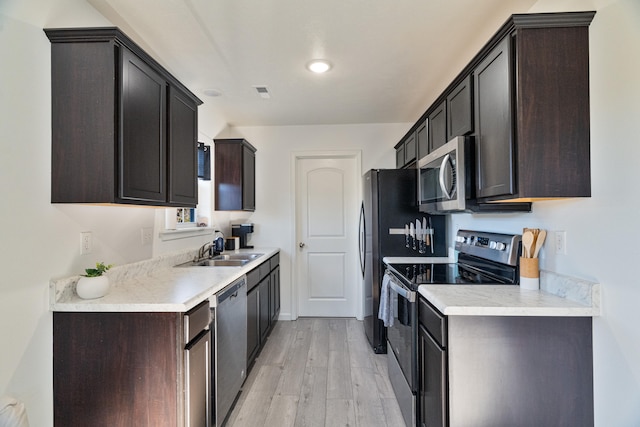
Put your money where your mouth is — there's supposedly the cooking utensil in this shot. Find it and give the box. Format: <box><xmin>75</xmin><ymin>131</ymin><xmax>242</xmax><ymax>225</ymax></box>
<box><xmin>532</xmin><ymin>230</ymin><xmax>546</xmax><ymax>258</ymax></box>
<box><xmin>522</xmin><ymin>230</ymin><xmax>534</xmax><ymax>258</ymax></box>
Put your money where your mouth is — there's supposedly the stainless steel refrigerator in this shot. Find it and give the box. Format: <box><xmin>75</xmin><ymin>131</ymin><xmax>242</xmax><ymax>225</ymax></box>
<box><xmin>359</xmin><ymin>169</ymin><xmax>446</xmax><ymax>353</ymax></box>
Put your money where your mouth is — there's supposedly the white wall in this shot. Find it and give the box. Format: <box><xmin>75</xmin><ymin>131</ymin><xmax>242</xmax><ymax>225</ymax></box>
<box><xmin>0</xmin><ymin>1</ymin><xmax>219</xmax><ymax>425</ymax></box>
<box><xmin>447</xmin><ymin>0</ymin><xmax>640</xmax><ymax>425</ymax></box>
<box><xmin>217</xmin><ymin>123</ymin><xmax>410</xmax><ymax>319</ymax></box>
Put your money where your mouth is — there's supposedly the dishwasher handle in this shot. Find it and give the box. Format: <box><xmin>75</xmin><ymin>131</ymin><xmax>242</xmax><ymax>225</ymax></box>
<box><xmin>217</xmin><ymin>276</ymin><xmax>247</xmax><ymax>304</ymax></box>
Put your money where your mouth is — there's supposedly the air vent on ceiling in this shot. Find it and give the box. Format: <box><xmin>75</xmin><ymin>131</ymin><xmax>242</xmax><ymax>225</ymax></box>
<box><xmin>253</xmin><ymin>85</ymin><xmax>271</xmax><ymax>99</ymax></box>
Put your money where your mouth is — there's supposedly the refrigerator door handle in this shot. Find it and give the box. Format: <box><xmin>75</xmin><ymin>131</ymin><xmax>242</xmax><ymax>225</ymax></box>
<box><xmin>359</xmin><ymin>202</ymin><xmax>366</xmax><ymax>278</ymax></box>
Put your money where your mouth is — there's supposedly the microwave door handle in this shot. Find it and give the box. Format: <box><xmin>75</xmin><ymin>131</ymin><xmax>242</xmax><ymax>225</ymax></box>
<box><xmin>438</xmin><ymin>154</ymin><xmax>453</xmax><ymax>199</ymax></box>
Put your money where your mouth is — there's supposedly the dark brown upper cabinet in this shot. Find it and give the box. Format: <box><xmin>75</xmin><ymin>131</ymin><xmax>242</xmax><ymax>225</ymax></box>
<box><xmin>395</xmin><ymin>131</ymin><xmax>417</xmax><ymax>169</ymax></box>
<box><xmin>474</xmin><ymin>13</ymin><xmax>594</xmax><ymax>202</ymax></box>
<box><xmin>393</xmin><ymin>11</ymin><xmax>594</xmax><ymax>206</ymax></box>
<box><xmin>45</xmin><ymin>27</ymin><xmax>202</xmax><ymax>207</ymax></box>
<box><xmin>428</xmin><ymin>101</ymin><xmax>447</xmax><ymax>152</ymax></box>
<box><xmin>214</xmin><ymin>139</ymin><xmax>256</xmax><ymax>211</ymax></box>
<box><xmin>416</xmin><ymin>120</ymin><xmax>429</xmax><ymax>161</ymax></box>
<box><xmin>446</xmin><ymin>74</ymin><xmax>473</xmax><ymax>141</ymax></box>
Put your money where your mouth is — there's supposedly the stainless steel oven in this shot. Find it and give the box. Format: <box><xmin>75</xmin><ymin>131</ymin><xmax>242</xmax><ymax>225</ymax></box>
<box><xmin>383</xmin><ymin>230</ymin><xmax>522</xmax><ymax>427</ymax></box>
<box><xmin>384</xmin><ymin>270</ymin><xmax>418</xmax><ymax>427</ymax></box>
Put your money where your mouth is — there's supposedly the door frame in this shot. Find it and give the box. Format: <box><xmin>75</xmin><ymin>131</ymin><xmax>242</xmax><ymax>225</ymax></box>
<box><xmin>290</xmin><ymin>150</ymin><xmax>362</xmax><ymax>321</ymax></box>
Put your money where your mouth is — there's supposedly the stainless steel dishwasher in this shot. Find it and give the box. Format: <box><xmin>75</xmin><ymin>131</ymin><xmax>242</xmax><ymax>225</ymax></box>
<box><xmin>211</xmin><ymin>275</ymin><xmax>247</xmax><ymax>427</ymax></box>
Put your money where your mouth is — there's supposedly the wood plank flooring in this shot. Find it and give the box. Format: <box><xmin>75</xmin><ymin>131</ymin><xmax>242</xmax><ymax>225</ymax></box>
<box><xmin>225</xmin><ymin>318</ymin><xmax>406</xmax><ymax>427</ymax></box>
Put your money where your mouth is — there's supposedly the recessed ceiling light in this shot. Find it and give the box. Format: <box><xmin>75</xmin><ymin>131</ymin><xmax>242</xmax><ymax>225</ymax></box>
<box><xmin>306</xmin><ymin>59</ymin><xmax>332</xmax><ymax>74</ymax></box>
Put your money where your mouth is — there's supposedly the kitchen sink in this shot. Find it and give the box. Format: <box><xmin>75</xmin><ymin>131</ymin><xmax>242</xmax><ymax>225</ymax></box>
<box><xmin>193</xmin><ymin>259</ymin><xmax>249</xmax><ymax>267</ymax></box>
<box><xmin>211</xmin><ymin>253</ymin><xmax>263</xmax><ymax>262</ymax></box>
<box><xmin>177</xmin><ymin>253</ymin><xmax>264</xmax><ymax>268</ymax></box>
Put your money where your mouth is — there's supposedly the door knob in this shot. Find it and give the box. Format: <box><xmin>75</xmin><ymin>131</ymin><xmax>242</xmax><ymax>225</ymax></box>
<box><xmin>299</xmin><ymin>242</ymin><xmax>305</xmax><ymax>248</ymax></box>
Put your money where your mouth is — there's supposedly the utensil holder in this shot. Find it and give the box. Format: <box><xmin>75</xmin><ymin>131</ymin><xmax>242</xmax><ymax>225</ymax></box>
<box><xmin>519</xmin><ymin>257</ymin><xmax>540</xmax><ymax>290</ymax></box>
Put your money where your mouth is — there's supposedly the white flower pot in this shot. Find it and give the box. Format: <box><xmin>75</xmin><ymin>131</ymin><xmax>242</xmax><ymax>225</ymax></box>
<box><xmin>76</xmin><ymin>275</ymin><xmax>110</xmax><ymax>299</ymax></box>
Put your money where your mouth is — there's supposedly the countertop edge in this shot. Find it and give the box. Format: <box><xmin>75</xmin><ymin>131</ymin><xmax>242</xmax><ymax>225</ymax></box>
<box><xmin>50</xmin><ymin>247</ymin><xmax>280</xmax><ymax>312</ymax></box>
<box><xmin>419</xmin><ymin>276</ymin><xmax>600</xmax><ymax>318</ymax></box>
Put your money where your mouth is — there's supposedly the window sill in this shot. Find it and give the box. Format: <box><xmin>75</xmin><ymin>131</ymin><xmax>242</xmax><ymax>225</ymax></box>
<box><xmin>159</xmin><ymin>227</ymin><xmax>214</xmax><ymax>241</ymax></box>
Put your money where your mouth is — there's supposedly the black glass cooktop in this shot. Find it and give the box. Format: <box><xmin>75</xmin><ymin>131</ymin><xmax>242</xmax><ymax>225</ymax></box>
<box><xmin>387</xmin><ymin>256</ymin><xmax>517</xmax><ymax>289</ymax></box>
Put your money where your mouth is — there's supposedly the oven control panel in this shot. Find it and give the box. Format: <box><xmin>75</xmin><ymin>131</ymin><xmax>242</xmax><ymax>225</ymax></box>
<box><xmin>454</xmin><ymin>230</ymin><xmax>521</xmax><ymax>266</ymax></box>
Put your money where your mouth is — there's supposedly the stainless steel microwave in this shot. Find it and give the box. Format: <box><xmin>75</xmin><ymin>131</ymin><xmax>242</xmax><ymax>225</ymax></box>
<box><xmin>418</xmin><ymin>136</ymin><xmax>472</xmax><ymax>213</ymax></box>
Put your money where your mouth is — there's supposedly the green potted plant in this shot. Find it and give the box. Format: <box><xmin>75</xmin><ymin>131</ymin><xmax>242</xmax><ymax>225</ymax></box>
<box><xmin>76</xmin><ymin>262</ymin><xmax>113</xmax><ymax>299</ymax></box>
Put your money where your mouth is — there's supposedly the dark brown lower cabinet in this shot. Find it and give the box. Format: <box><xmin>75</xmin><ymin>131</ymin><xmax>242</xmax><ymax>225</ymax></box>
<box><xmin>246</xmin><ymin>253</ymin><xmax>280</xmax><ymax>369</ymax></box>
<box><xmin>53</xmin><ymin>312</ymin><xmax>182</xmax><ymax>426</ymax></box>
<box><xmin>247</xmin><ymin>286</ymin><xmax>260</xmax><ymax>367</ymax></box>
<box><xmin>259</xmin><ymin>275</ymin><xmax>271</xmax><ymax>343</ymax></box>
<box><xmin>418</xmin><ymin>323</ymin><xmax>447</xmax><ymax>427</ymax></box>
<box><xmin>269</xmin><ymin>265</ymin><xmax>280</xmax><ymax>326</ymax></box>
<box><xmin>418</xmin><ymin>297</ymin><xmax>594</xmax><ymax>427</ymax></box>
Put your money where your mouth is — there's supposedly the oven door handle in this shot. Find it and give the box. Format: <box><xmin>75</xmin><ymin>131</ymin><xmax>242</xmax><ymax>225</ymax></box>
<box><xmin>387</xmin><ymin>273</ymin><xmax>416</xmax><ymax>303</ymax></box>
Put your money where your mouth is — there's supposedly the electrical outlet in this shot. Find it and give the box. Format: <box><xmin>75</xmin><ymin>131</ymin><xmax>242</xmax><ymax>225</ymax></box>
<box><xmin>141</xmin><ymin>227</ymin><xmax>153</xmax><ymax>246</ymax></box>
<box><xmin>81</xmin><ymin>232</ymin><xmax>92</xmax><ymax>255</ymax></box>
<box><xmin>555</xmin><ymin>231</ymin><xmax>567</xmax><ymax>255</ymax></box>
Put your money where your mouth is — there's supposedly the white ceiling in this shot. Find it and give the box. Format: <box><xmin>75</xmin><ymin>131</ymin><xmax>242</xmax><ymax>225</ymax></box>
<box><xmin>87</xmin><ymin>0</ymin><xmax>538</xmax><ymax>127</ymax></box>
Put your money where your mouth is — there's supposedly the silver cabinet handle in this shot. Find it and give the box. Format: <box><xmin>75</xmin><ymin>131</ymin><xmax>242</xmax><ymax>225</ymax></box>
<box><xmin>299</xmin><ymin>242</ymin><xmax>305</xmax><ymax>248</ymax></box>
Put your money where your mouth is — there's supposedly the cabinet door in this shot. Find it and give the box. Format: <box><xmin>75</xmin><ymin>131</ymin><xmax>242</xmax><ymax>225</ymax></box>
<box><xmin>474</xmin><ymin>36</ymin><xmax>514</xmax><ymax>199</ymax></box>
<box><xmin>447</xmin><ymin>75</ymin><xmax>473</xmax><ymax>140</ymax></box>
<box><xmin>419</xmin><ymin>324</ymin><xmax>447</xmax><ymax>427</ymax></box>
<box><xmin>120</xmin><ymin>48</ymin><xmax>167</xmax><ymax>203</ymax></box>
<box><xmin>396</xmin><ymin>145</ymin><xmax>406</xmax><ymax>168</ymax></box>
<box><xmin>269</xmin><ymin>266</ymin><xmax>280</xmax><ymax>325</ymax></box>
<box><xmin>404</xmin><ymin>132</ymin><xmax>417</xmax><ymax>165</ymax></box>
<box><xmin>168</xmin><ymin>86</ymin><xmax>198</xmax><ymax>206</ymax></box>
<box><xmin>428</xmin><ymin>101</ymin><xmax>447</xmax><ymax>152</ymax></box>
<box><xmin>242</xmin><ymin>145</ymin><xmax>256</xmax><ymax>210</ymax></box>
<box><xmin>247</xmin><ymin>287</ymin><xmax>260</xmax><ymax>367</ymax></box>
<box><xmin>259</xmin><ymin>276</ymin><xmax>271</xmax><ymax>343</ymax></box>
<box><xmin>416</xmin><ymin>120</ymin><xmax>429</xmax><ymax>159</ymax></box>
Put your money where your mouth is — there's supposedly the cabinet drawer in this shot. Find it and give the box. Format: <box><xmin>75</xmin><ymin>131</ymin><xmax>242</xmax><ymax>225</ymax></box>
<box><xmin>259</xmin><ymin>261</ymin><xmax>271</xmax><ymax>281</ymax></box>
<box><xmin>269</xmin><ymin>253</ymin><xmax>280</xmax><ymax>271</ymax></box>
<box><xmin>184</xmin><ymin>300</ymin><xmax>211</xmax><ymax>344</ymax></box>
<box><xmin>419</xmin><ymin>297</ymin><xmax>446</xmax><ymax>348</ymax></box>
<box><xmin>247</xmin><ymin>267</ymin><xmax>261</xmax><ymax>292</ymax></box>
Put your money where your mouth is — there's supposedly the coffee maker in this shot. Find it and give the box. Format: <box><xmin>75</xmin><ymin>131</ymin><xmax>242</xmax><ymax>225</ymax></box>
<box><xmin>231</xmin><ymin>223</ymin><xmax>254</xmax><ymax>249</ymax></box>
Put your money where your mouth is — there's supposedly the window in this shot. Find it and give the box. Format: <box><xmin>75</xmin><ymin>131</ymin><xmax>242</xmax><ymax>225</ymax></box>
<box><xmin>176</xmin><ymin>208</ymin><xmax>197</xmax><ymax>228</ymax></box>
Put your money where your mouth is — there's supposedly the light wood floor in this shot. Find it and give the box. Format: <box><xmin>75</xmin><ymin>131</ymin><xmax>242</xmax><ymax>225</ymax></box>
<box><xmin>225</xmin><ymin>318</ymin><xmax>406</xmax><ymax>427</ymax></box>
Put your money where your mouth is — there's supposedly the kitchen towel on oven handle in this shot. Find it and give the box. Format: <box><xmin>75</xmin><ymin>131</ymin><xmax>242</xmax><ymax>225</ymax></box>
<box><xmin>378</xmin><ymin>271</ymin><xmax>394</xmax><ymax>327</ymax></box>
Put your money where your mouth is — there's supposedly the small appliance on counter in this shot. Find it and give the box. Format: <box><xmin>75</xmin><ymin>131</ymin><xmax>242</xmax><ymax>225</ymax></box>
<box><xmin>231</xmin><ymin>223</ymin><xmax>254</xmax><ymax>249</ymax></box>
<box><xmin>224</xmin><ymin>237</ymin><xmax>240</xmax><ymax>251</ymax></box>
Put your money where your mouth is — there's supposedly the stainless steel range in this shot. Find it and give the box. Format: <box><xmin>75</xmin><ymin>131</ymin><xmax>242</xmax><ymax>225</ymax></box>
<box><xmin>382</xmin><ymin>229</ymin><xmax>521</xmax><ymax>427</ymax></box>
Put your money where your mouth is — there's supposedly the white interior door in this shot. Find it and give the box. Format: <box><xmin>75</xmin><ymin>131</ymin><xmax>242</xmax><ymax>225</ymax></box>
<box><xmin>295</xmin><ymin>153</ymin><xmax>360</xmax><ymax>318</ymax></box>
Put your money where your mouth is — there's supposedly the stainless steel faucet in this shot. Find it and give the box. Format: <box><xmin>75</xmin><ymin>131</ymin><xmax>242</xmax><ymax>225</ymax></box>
<box><xmin>195</xmin><ymin>242</ymin><xmax>213</xmax><ymax>262</ymax></box>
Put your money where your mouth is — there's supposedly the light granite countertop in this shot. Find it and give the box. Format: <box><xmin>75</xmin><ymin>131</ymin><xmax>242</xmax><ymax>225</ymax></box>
<box><xmin>50</xmin><ymin>247</ymin><xmax>279</xmax><ymax>313</ymax></box>
<box><xmin>419</xmin><ymin>283</ymin><xmax>599</xmax><ymax>316</ymax></box>
<box><xmin>383</xmin><ymin>256</ymin><xmax>600</xmax><ymax>317</ymax></box>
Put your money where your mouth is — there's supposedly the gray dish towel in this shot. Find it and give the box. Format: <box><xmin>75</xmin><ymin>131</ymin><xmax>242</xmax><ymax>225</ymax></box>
<box><xmin>378</xmin><ymin>271</ymin><xmax>394</xmax><ymax>327</ymax></box>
